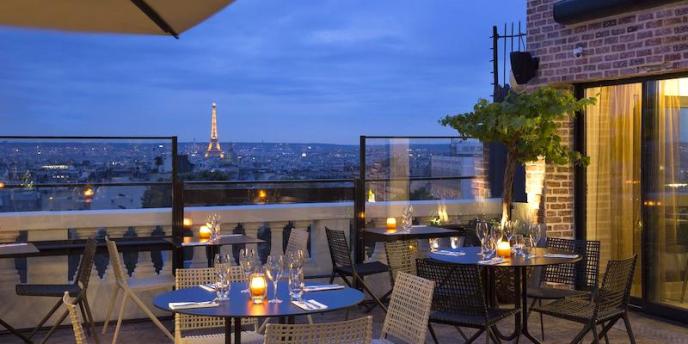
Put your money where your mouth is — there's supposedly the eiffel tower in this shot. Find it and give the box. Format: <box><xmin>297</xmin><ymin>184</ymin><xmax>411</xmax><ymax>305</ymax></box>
<box><xmin>205</xmin><ymin>102</ymin><xmax>225</xmax><ymax>159</ymax></box>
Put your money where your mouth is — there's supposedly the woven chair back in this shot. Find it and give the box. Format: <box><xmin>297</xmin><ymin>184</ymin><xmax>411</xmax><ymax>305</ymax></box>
<box><xmin>105</xmin><ymin>238</ymin><xmax>128</xmax><ymax>286</ymax></box>
<box><xmin>594</xmin><ymin>255</ymin><xmax>637</xmax><ymax>317</ymax></box>
<box><xmin>75</xmin><ymin>238</ymin><xmax>97</xmax><ymax>289</ymax></box>
<box><xmin>175</xmin><ymin>267</ymin><xmax>257</xmax><ymax>332</ymax></box>
<box><xmin>264</xmin><ymin>316</ymin><xmax>372</xmax><ymax>344</ymax></box>
<box><xmin>325</xmin><ymin>228</ymin><xmax>352</xmax><ymax>268</ymax></box>
<box><xmin>544</xmin><ymin>238</ymin><xmax>600</xmax><ymax>291</ymax></box>
<box><xmin>63</xmin><ymin>292</ymin><xmax>87</xmax><ymax>344</ymax></box>
<box><xmin>285</xmin><ymin>228</ymin><xmax>309</xmax><ymax>257</ymax></box>
<box><xmin>384</xmin><ymin>240</ymin><xmax>418</xmax><ymax>283</ymax></box>
<box><xmin>381</xmin><ymin>272</ymin><xmax>434</xmax><ymax>344</ymax></box>
<box><xmin>416</xmin><ymin>259</ymin><xmax>489</xmax><ymax>318</ymax></box>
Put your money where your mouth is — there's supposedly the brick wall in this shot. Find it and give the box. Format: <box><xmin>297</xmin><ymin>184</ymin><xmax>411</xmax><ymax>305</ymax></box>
<box><xmin>526</xmin><ymin>0</ymin><xmax>688</xmax><ymax>238</ymax></box>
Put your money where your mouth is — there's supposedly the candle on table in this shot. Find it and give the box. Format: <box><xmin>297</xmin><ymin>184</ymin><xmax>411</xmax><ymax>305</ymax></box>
<box><xmin>497</xmin><ymin>240</ymin><xmax>511</xmax><ymax>258</ymax></box>
<box><xmin>386</xmin><ymin>217</ymin><xmax>397</xmax><ymax>231</ymax></box>
<box><xmin>199</xmin><ymin>225</ymin><xmax>212</xmax><ymax>240</ymax></box>
<box><xmin>249</xmin><ymin>273</ymin><xmax>268</xmax><ymax>304</ymax></box>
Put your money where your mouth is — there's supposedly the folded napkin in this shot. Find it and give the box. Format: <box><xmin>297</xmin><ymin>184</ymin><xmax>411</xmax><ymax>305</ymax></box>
<box><xmin>292</xmin><ymin>299</ymin><xmax>328</xmax><ymax>311</ymax></box>
<box><xmin>219</xmin><ymin>234</ymin><xmax>243</xmax><ymax>238</ymax></box>
<box><xmin>169</xmin><ymin>301</ymin><xmax>219</xmax><ymax>310</ymax></box>
<box><xmin>0</xmin><ymin>243</ymin><xmax>28</xmax><ymax>248</ymax></box>
<box><xmin>478</xmin><ymin>257</ymin><xmax>505</xmax><ymax>265</ymax></box>
<box><xmin>303</xmin><ymin>284</ymin><xmax>345</xmax><ymax>292</ymax></box>
<box><xmin>199</xmin><ymin>284</ymin><xmax>216</xmax><ymax>292</ymax></box>
<box><xmin>434</xmin><ymin>250</ymin><xmax>466</xmax><ymax>257</ymax></box>
<box><xmin>544</xmin><ymin>253</ymin><xmax>579</xmax><ymax>259</ymax></box>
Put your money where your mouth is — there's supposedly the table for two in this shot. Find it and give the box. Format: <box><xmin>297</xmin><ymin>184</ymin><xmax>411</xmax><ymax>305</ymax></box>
<box><xmin>154</xmin><ymin>281</ymin><xmax>364</xmax><ymax>344</ymax></box>
<box><xmin>429</xmin><ymin>246</ymin><xmax>581</xmax><ymax>344</ymax></box>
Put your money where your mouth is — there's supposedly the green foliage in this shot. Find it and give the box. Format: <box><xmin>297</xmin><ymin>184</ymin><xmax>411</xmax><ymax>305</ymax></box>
<box><xmin>440</xmin><ymin>86</ymin><xmax>596</xmax><ymax>166</ymax></box>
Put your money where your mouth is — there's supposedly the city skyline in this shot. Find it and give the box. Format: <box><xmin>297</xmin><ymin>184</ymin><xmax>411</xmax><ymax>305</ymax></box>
<box><xmin>0</xmin><ymin>1</ymin><xmax>525</xmax><ymax>144</ymax></box>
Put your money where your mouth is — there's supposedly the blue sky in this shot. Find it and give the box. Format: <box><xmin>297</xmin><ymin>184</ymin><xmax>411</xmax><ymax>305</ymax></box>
<box><xmin>0</xmin><ymin>1</ymin><xmax>525</xmax><ymax>144</ymax></box>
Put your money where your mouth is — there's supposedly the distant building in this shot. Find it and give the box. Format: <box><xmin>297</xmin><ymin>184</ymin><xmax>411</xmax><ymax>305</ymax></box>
<box><xmin>205</xmin><ymin>102</ymin><xmax>225</xmax><ymax>159</ymax></box>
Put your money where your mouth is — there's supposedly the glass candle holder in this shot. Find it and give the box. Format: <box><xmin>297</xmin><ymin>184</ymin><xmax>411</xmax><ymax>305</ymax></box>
<box><xmin>199</xmin><ymin>225</ymin><xmax>212</xmax><ymax>241</ymax></box>
<box><xmin>386</xmin><ymin>217</ymin><xmax>397</xmax><ymax>230</ymax></box>
<box><xmin>497</xmin><ymin>240</ymin><xmax>511</xmax><ymax>258</ymax></box>
<box><xmin>249</xmin><ymin>273</ymin><xmax>268</xmax><ymax>304</ymax></box>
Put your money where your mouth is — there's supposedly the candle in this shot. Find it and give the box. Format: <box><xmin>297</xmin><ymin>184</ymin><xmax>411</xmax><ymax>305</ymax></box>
<box><xmin>249</xmin><ymin>273</ymin><xmax>268</xmax><ymax>304</ymax></box>
<box><xmin>183</xmin><ymin>218</ymin><xmax>193</xmax><ymax>228</ymax></box>
<box><xmin>386</xmin><ymin>217</ymin><xmax>397</xmax><ymax>230</ymax></box>
<box><xmin>497</xmin><ymin>240</ymin><xmax>511</xmax><ymax>258</ymax></box>
<box><xmin>199</xmin><ymin>225</ymin><xmax>212</xmax><ymax>240</ymax></box>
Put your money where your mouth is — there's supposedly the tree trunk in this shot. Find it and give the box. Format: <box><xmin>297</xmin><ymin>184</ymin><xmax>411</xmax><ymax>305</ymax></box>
<box><xmin>502</xmin><ymin>149</ymin><xmax>518</xmax><ymax>224</ymax></box>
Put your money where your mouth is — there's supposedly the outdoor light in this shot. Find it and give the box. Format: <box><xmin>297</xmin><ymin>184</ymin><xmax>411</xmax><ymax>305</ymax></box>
<box><xmin>198</xmin><ymin>225</ymin><xmax>212</xmax><ymax>240</ymax></box>
<box><xmin>386</xmin><ymin>217</ymin><xmax>397</xmax><ymax>231</ymax></box>
<box><xmin>497</xmin><ymin>240</ymin><xmax>512</xmax><ymax>258</ymax></box>
<box><xmin>367</xmin><ymin>189</ymin><xmax>376</xmax><ymax>203</ymax></box>
<box><xmin>83</xmin><ymin>186</ymin><xmax>95</xmax><ymax>197</ymax></box>
<box><xmin>183</xmin><ymin>218</ymin><xmax>193</xmax><ymax>228</ymax></box>
<box><xmin>249</xmin><ymin>273</ymin><xmax>268</xmax><ymax>304</ymax></box>
<box><xmin>0</xmin><ymin>181</ymin><xmax>5</xmax><ymax>189</ymax></box>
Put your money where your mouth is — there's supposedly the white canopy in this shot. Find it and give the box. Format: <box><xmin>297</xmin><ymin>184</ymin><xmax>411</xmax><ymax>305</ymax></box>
<box><xmin>0</xmin><ymin>0</ymin><xmax>235</xmax><ymax>38</ymax></box>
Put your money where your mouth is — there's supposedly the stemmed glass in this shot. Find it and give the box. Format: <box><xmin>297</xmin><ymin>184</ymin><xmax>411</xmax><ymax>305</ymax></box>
<box><xmin>213</xmin><ymin>254</ymin><xmax>231</xmax><ymax>301</ymax></box>
<box><xmin>265</xmin><ymin>255</ymin><xmax>284</xmax><ymax>304</ymax></box>
<box><xmin>476</xmin><ymin>221</ymin><xmax>490</xmax><ymax>256</ymax></box>
<box><xmin>239</xmin><ymin>249</ymin><xmax>257</xmax><ymax>293</ymax></box>
<box><xmin>288</xmin><ymin>265</ymin><xmax>304</xmax><ymax>301</ymax></box>
<box><xmin>503</xmin><ymin>220</ymin><xmax>517</xmax><ymax>245</ymax></box>
<box><xmin>529</xmin><ymin>223</ymin><xmax>545</xmax><ymax>247</ymax></box>
<box><xmin>286</xmin><ymin>249</ymin><xmax>305</xmax><ymax>272</ymax></box>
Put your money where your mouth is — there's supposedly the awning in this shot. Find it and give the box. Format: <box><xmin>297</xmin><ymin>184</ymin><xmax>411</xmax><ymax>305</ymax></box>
<box><xmin>0</xmin><ymin>0</ymin><xmax>235</xmax><ymax>38</ymax></box>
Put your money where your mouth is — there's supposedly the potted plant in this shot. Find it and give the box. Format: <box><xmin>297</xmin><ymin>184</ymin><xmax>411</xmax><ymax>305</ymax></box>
<box><xmin>440</xmin><ymin>86</ymin><xmax>595</xmax><ymax>223</ymax></box>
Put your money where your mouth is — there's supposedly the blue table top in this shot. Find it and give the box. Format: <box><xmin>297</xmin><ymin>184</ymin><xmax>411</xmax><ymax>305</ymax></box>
<box><xmin>428</xmin><ymin>246</ymin><xmax>582</xmax><ymax>267</ymax></box>
<box><xmin>154</xmin><ymin>281</ymin><xmax>364</xmax><ymax>318</ymax></box>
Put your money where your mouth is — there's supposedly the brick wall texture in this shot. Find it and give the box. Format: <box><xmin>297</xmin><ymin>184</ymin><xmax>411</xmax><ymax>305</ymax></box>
<box><xmin>526</xmin><ymin>0</ymin><xmax>688</xmax><ymax>238</ymax></box>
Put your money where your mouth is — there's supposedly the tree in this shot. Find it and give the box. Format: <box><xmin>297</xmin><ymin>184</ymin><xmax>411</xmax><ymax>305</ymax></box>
<box><xmin>440</xmin><ymin>86</ymin><xmax>595</xmax><ymax>223</ymax></box>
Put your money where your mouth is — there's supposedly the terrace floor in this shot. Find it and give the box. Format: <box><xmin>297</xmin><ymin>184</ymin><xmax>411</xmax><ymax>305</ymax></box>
<box><xmin>2</xmin><ymin>305</ymin><xmax>687</xmax><ymax>344</ymax></box>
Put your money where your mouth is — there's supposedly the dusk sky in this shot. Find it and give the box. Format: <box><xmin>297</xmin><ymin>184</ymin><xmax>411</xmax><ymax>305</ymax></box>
<box><xmin>0</xmin><ymin>1</ymin><xmax>525</xmax><ymax>144</ymax></box>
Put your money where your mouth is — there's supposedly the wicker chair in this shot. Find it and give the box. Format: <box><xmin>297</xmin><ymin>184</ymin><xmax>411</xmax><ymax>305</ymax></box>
<box><xmin>532</xmin><ymin>255</ymin><xmax>638</xmax><ymax>344</ymax></box>
<box><xmin>325</xmin><ymin>228</ymin><xmax>390</xmax><ymax>311</ymax></box>
<box><xmin>63</xmin><ymin>291</ymin><xmax>87</xmax><ymax>344</ymax></box>
<box><xmin>384</xmin><ymin>240</ymin><xmax>418</xmax><ymax>284</ymax></box>
<box><xmin>285</xmin><ymin>228</ymin><xmax>309</xmax><ymax>257</ymax></box>
<box><xmin>416</xmin><ymin>259</ymin><xmax>518</xmax><ymax>344</ymax></box>
<box><xmin>102</xmin><ymin>237</ymin><xmax>174</xmax><ymax>343</ymax></box>
<box><xmin>264</xmin><ymin>316</ymin><xmax>372</xmax><ymax>344</ymax></box>
<box><xmin>16</xmin><ymin>237</ymin><xmax>99</xmax><ymax>344</ymax></box>
<box><xmin>374</xmin><ymin>272</ymin><xmax>434</xmax><ymax>344</ymax></box>
<box><xmin>527</xmin><ymin>238</ymin><xmax>601</xmax><ymax>340</ymax></box>
<box><xmin>175</xmin><ymin>267</ymin><xmax>263</xmax><ymax>344</ymax></box>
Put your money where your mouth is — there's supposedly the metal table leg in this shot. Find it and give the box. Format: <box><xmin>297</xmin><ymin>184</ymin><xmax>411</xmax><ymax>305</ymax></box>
<box><xmin>234</xmin><ymin>317</ymin><xmax>242</xmax><ymax>344</ymax></box>
<box><xmin>0</xmin><ymin>318</ymin><xmax>31</xmax><ymax>343</ymax></box>
<box><xmin>519</xmin><ymin>267</ymin><xmax>542</xmax><ymax>344</ymax></box>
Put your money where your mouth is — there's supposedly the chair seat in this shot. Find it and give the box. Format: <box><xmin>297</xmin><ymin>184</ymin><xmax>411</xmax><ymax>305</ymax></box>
<box><xmin>533</xmin><ymin>298</ymin><xmax>623</xmax><ymax>323</ymax></box>
<box><xmin>180</xmin><ymin>331</ymin><xmax>264</xmax><ymax>344</ymax></box>
<box><xmin>336</xmin><ymin>261</ymin><xmax>389</xmax><ymax>276</ymax></box>
<box><xmin>527</xmin><ymin>286</ymin><xmax>588</xmax><ymax>300</ymax></box>
<box><xmin>430</xmin><ymin>307</ymin><xmax>518</xmax><ymax>327</ymax></box>
<box><xmin>128</xmin><ymin>274</ymin><xmax>174</xmax><ymax>291</ymax></box>
<box><xmin>16</xmin><ymin>283</ymin><xmax>82</xmax><ymax>297</ymax></box>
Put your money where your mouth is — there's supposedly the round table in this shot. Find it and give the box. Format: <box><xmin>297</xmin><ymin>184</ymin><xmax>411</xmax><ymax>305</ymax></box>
<box><xmin>154</xmin><ymin>281</ymin><xmax>364</xmax><ymax>344</ymax></box>
<box><xmin>428</xmin><ymin>246</ymin><xmax>581</xmax><ymax>344</ymax></box>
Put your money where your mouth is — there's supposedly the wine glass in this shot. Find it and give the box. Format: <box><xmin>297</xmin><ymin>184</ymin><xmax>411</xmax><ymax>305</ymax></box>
<box><xmin>265</xmin><ymin>255</ymin><xmax>284</xmax><ymax>304</ymax></box>
<box><xmin>529</xmin><ymin>223</ymin><xmax>545</xmax><ymax>247</ymax></box>
<box><xmin>288</xmin><ymin>267</ymin><xmax>304</xmax><ymax>301</ymax></box>
<box><xmin>287</xmin><ymin>249</ymin><xmax>305</xmax><ymax>271</ymax></box>
<box><xmin>503</xmin><ymin>220</ymin><xmax>517</xmax><ymax>245</ymax></box>
<box><xmin>239</xmin><ymin>249</ymin><xmax>255</xmax><ymax>293</ymax></box>
<box><xmin>213</xmin><ymin>254</ymin><xmax>231</xmax><ymax>301</ymax></box>
<box><xmin>476</xmin><ymin>221</ymin><xmax>489</xmax><ymax>256</ymax></box>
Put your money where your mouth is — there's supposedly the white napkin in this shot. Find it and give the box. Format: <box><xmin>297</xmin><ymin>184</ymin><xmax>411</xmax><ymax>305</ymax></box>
<box><xmin>478</xmin><ymin>257</ymin><xmax>505</xmax><ymax>265</ymax></box>
<box><xmin>303</xmin><ymin>284</ymin><xmax>345</xmax><ymax>292</ymax></box>
<box><xmin>0</xmin><ymin>243</ymin><xmax>28</xmax><ymax>248</ymax></box>
<box><xmin>169</xmin><ymin>301</ymin><xmax>219</xmax><ymax>310</ymax></box>
<box><xmin>292</xmin><ymin>299</ymin><xmax>328</xmax><ymax>310</ymax></box>
<box><xmin>544</xmin><ymin>253</ymin><xmax>579</xmax><ymax>259</ymax></box>
<box><xmin>199</xmin><ymin>284</ymin><xmax>216</xmax><ymax>292</ymax></box>
<box><xmin>434</xmin><ymin>250</ymin><xmax>466</xmax><ymax>257</ymax></box>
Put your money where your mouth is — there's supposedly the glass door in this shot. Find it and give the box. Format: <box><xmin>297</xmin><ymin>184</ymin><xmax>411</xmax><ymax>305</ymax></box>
<box><xmin>584</xmin><ymin>83</ymin><xmax>643</xmax><ymax>297</ymax></box>
<box><xmin>645</xmin><ymin>77</ymin><xmax>688</xmax><ymax>310</ymax></box>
